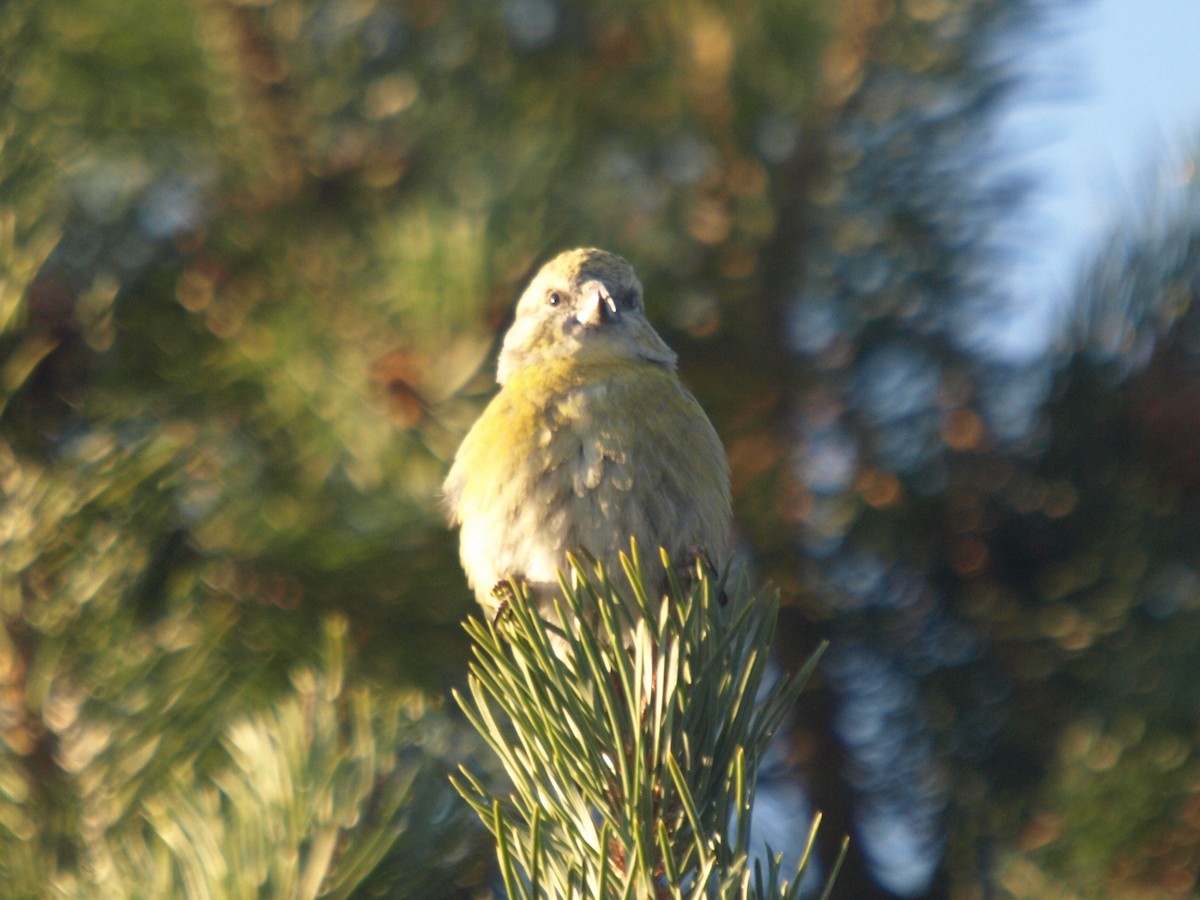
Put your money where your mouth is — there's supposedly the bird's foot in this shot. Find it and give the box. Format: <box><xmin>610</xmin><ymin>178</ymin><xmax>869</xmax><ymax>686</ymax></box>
<box><xmin>676</xmin><ymin>546</ymin><xmax>726</xmax><ymax>605</ymax></box>
<box><xmin>675</xmin><ymin>545</ymin><xmax>715</xmax><ymax>582</ymax></box>
<box><xmin>490</xmin><ymin>578</ymin><xmax>519</xmax><ymax>625</ymax></box>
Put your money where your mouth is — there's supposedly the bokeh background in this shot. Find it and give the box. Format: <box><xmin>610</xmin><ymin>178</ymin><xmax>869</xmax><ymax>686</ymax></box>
<box><xmin>4</xmin><ymin>0</ymin><xmax>1200</xmax><ymax>896</ymax></box>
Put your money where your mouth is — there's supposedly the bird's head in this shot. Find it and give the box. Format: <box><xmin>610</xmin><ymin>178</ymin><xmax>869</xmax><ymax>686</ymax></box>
<box><xmin>496</xmin><ymin>248</ymin><xmax>677</xmax><ymax>384</ymax></box>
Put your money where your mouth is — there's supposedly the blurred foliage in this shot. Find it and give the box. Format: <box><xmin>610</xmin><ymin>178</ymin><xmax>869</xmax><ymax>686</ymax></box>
<box><xmin>0</xmin><ymin>616</ymin><xmax>472</xmax><ymax>898</ymax></box>
<box><xmin>3</xmin><ymin>0</ymin><xmax>1200</xmax><ymax>895</ymax></box>
<box><xmin>973</xmin><ymin>176</ymin><xmax>1200</xmax><ymax>899</ymax></box>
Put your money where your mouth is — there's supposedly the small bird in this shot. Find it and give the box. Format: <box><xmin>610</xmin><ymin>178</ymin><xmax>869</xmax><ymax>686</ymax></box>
<box><xmin>443</xmin><ymin>248</ymin><xmax>731</xmax><ymax>630</ymax></box>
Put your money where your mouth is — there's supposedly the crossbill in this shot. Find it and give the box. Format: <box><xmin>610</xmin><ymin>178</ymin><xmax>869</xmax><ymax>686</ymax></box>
<box><xmin>443</xmin><ymin>248</ymin><xmax>730</xmax><ymax>628</ymax></box>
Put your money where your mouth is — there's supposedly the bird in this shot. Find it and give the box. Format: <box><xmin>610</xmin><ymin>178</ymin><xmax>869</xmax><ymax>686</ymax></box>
<box><xmin>442</xmin><ymin>248</ymin><xmax>731</xmax><ymax>634</ymax></box>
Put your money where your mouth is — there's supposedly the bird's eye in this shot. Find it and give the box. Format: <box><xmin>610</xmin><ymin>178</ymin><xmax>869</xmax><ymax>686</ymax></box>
<box><xmin>619</xmin><ymin>290</ymin><xmax>638</xmax><ymax>310</ymax></box>
<box><xmin>547</xmin><ymin>291</ymin><xmax>562</xmax><ymax>307</ymax></box>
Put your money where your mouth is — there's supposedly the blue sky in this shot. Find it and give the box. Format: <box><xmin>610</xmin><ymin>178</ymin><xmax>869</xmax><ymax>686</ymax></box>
<box><xmin>990</xmin><ymin>0</ymin><xmax>1200</xmax><ymax>358</ymax></box>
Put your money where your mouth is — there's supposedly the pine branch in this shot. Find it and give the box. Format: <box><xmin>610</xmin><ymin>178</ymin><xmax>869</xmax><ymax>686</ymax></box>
<box><xmin>0</xmin><ymin>612</ymin><xmax>473</xmax><ymax>899</ymax></box>
<box><xmin>454</xmin><ymin>541</ymin><xmax>844</xmax><ymax>899</ymax></box>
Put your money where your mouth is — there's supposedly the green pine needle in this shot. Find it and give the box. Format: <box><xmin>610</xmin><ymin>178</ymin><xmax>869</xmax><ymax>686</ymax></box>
<box><xmin>454</xmin><ymin>540</ymin><xmax>838</xmax><ymax>898</ymax></box>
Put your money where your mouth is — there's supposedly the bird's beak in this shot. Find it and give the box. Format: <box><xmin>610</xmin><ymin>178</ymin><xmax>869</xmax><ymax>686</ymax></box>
<box><xmin>576</xmin><ymin>281</ymin><xmax>621</xmax><ymax>327</ymax></box>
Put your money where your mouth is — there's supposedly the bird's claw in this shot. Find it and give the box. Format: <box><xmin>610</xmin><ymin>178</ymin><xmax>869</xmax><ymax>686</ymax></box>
<box><xmin>675</xmin><ymin>545</ymin><xmax>715</xmax><ymax>581</ymax></box>
<box><xmin>675</xmin><ymin>545</ymin><xmax>727</xmax><ymax>605</ymax></box>
<box><xmin>490</xmin><ymin>579</ymin><xmax>518</xmax><ymax>625</ymax></box>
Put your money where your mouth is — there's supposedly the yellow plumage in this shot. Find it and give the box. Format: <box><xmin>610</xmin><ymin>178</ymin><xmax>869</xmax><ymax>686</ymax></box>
<box><xmin>443</xmin><ymin>249</ymin><xmax>730</xmax><ymax>623</ymax></box>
